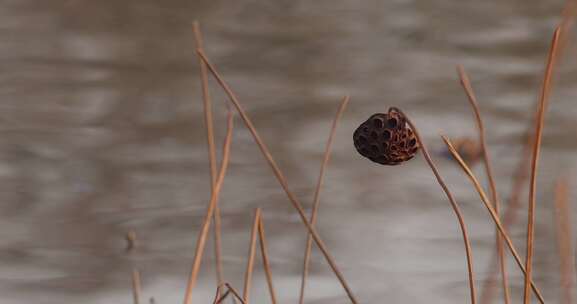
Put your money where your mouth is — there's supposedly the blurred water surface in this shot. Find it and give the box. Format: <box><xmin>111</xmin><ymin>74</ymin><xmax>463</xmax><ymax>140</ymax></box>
<box><xmin>1</xmin><ymin>0</ymin><xmax>577</xmax><ymax>303</ymax></box>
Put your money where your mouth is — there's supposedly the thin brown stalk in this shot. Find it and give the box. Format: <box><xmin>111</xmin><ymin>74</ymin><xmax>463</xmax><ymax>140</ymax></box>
<box><xmin>212</xmin><ymin>284</ymin><xmax>222</xmax><ymax>303</ymax></box>
<box><xmin>192</xmin><ymin>21</ymin><xmax>224</xmax><ymax>291</ymax></box>
<box><xmin>197</xmin><ymin>49</ymin><xmax>358</xmax><ymax>303</ymax></box>
<box><xmin>393</xmin><ymin>108</ymin><xmax>476</xmax><ymax>304</ymax></box>
<box><xmin>183</xmin><ymin>109</ymin><xmax>234</xmax><ymax>304</ymax></box>
<box><xmin>226</xmin><ymin>283</ymin><xmax>249</xmax><ymax>304</ymax></box>
<box><xmin>553</xmin><ymin>177</ymin><xmax>575</xmax><ymax>304</ymax></box>
<box><xmin>132</xmin><ymin>269</ymin><xmax>142</xmax><ymax>304</ymax></box>
<box><xmin>456</xmin><ymin>65</ymin><xmax>510</xmax><ymax>304</ymax></box>
<box><xmin>442</xmin><ymin>136</ymin><xmax>546</xmax><ymax>304</ymax></box>
<box><xmin>214</xmin><ymin>286</ymin><xmax>231</xmax><ymax>304</ymax></box>
<box><xmin>298</xmin><ymin>96</ymin><xmax>349</xmax><ymax>304</ymax></box>
<box><xmin>243</xmin><ymin>208</ymin><xmax>261</xmax><ymax>304</ymax></box>
<box><xmin>524</xmin><ymin>27</ymin><xmax>561</xmax><ymax>304</ymax></box>
<box><xmin>258</xmin><ymin>215</ymin><xmax>278</xmax><ymax>304</ymax></box>
<box><xmin>481</xmin><ymin>125</ymin><xmax>533</xmax><ymax>304</ymax></box>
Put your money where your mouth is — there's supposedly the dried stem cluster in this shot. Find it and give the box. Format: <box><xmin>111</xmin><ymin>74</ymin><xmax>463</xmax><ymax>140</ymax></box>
<box><xmin>131</xmin><ymin>18</ymin><xmax>573</xmax><ymax>304</ymax></box>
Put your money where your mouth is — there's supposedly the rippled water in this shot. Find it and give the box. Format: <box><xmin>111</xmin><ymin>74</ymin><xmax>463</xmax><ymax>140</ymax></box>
<box><xmin>1</xmin><ymin>1</ymin><xmax>577</xmax><ymax>303</ymax></box>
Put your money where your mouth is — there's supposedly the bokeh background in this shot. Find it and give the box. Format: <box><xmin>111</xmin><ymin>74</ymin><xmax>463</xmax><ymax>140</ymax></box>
<box><xmin>1</xmin><ymin>0</ymin><xmax>577</xmax><ymax>303</ymax></box>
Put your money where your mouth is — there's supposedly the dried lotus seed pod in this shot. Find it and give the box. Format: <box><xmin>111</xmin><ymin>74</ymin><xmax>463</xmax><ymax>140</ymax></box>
<box><xmin>353</xmin><ymin>107</ymin><xmax>419</xmax><ymax>165</ymax></box>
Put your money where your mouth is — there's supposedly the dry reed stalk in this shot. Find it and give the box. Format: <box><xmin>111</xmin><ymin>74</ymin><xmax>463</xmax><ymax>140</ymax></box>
<box><xmin>213</xmin><ymin>285</ymin><xmax>229</xmax><ymax>304</ymax></box>
<box><xmin>480</xmin><ymin>127</ymin><xmax>533</xmax><ymax>304</ymax></box>
<box><xmin>214</xmin><ymin>283</ymin><xmax>242</xmax><ymax>304</ymax></box>
<box><xmin>524</xmin><ymin>27</ymin><xmax>561</xmax><ymax>304</ymax></box>
<box><xmin>243</xmin><ymin>209</ymin><xmax>261</xmax><ymax>304</ymax></box>
<box><xmin>298</xmin><ymin>96</ymin><xmax>349</xmax><ymax>304</ymax></box>
<box><xmin>212</xmin><ymin>285</ymin><xmax>221</xmax><ymax>303</ymax></box>
<box><xmin>132</xmin><ymin>269</ymin><xmax>142</xmax><ymax>304</ymax></box>
<box><xmin>226</xmin><ymin>283</ymin><xmax>248</xmax><ymax>304</ymax></box>
<box><xmin>442</xmin><ymin>136</ymin><xmax>546</xmax><ymax>304</ymax></box>
<box><xmin>192</xmin><ymin>21</ymin><xmax>225</xmax><ymax>291</ymax></box>
<box><xmin>456</xmin><ymin>65</ymin><xmax>510</xmax><ymax>304</ymax></box>
<box><xmin>197</xmin><ymin>49</ymin><xmax>358</xmax><ymax>303</ymax></box>
<box><xmin>214</xmin><ymin>289</ymin><xmax>231</xmax><ymax>304</ymax></box>
<box><xmin>553</xmin><ymin>177</ymin><xmax>575</xmax><ymax>304</ymax></box>
<box><xmin>394</xmin><ymin>108</ymin><xmax>477</xmax><ymax>304</ymax></box>
<box><xmin>258</xmin><ymin>215</ymin><xmax>278</xmax><ymax>304</ymax></box>
<box><xmin>183</xmin><ymin>109</ymin><xmax>234</xmax><ymax>304</ymax></box>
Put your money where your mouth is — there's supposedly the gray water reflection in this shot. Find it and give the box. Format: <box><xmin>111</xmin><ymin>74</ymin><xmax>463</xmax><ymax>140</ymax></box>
<box><xmin>1</xmin><ymin>0</ymin><xmax>576</xmax><ymax>303</ymax></box>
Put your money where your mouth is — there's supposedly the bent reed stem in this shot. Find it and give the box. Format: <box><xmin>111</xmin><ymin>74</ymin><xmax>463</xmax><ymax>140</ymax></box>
<box><xmin>226</xmin><ymin>283</ymin><xmax>248</xmax><ymax>304</ymax></box>
<box><xmin>394</xmin><ymin>108</ymin><xmax>477</xmax><ymax>304</ymax></box>
<box><xmin>214</xmin><ymin>288</ymin><xmax>231</xmax><ymax>304</ymax></box>
<box><xmin>442</xmin><ymin>136</ymin><xmax>546</xmax><ymax>304</ymax></box>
